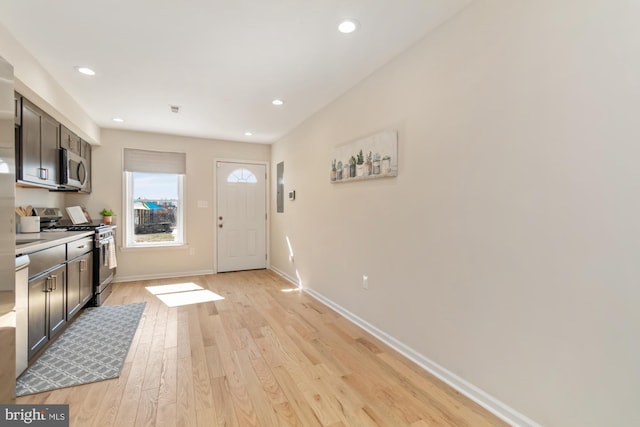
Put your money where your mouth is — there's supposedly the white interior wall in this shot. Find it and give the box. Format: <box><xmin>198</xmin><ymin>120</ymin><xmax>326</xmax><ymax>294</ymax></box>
<box><xmin>15</xmin><ymin>187</ymin><xmax>64</xmax><ymax>215</ymax></box>
<box><xmin>270</xmin><ymin>1</ymin><xmax>640</xmax><ymax>426</ymax></box>
<box><xmin>0</xmin><ymin>24</ymin><xmax>100</xmax><ymax>144</ymax></box>
<box><xmin>65</xmin><ymin>128</ymin><xmax>270</xmax><ymax>280</ymax></box>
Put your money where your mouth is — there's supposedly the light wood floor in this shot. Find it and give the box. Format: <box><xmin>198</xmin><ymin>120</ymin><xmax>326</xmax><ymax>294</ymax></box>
<box><xmin>17</xmin><ymin>270</ymin><xmax>508</xmax><ymax>427</ymax></box>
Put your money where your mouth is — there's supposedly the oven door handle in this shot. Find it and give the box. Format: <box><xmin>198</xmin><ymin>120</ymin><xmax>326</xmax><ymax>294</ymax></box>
<box><xmin>96</xmin><ymin>238</ymin><xmax>109</xmax><ymax>247</ymax></box>
<box><xmin>101</xmin><ymin>241</ymin><xmax>108</xmax><ymax>267</ymax></box>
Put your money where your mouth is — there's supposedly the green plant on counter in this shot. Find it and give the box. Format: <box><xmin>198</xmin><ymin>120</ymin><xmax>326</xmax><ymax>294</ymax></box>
<box><xmin>99</xmin><ymin>208</ymin><xmax>114</xmax><ymax>216</ymax></box>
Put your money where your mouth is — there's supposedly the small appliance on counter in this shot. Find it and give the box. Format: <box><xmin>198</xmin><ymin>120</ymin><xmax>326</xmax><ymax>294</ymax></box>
<box><xmin>34</xmin><ymin>207</ymin><xmax>64</xmax><ymax>230</ymax></box>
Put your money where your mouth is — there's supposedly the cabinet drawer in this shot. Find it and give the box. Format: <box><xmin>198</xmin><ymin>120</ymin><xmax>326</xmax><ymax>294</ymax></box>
<box><xmin>67</xmin><ymin>237</ymin><xmax>93</xmax><ymax>259</ymax></box>
<box><xmin>28</xmin><ymin>245</ymin><xmax>65</xmax><ymax>279</ymax></box>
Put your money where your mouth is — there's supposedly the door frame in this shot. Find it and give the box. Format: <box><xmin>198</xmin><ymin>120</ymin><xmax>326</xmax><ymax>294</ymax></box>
<box><xmin>213</xmin><ymin>158</ymin><xmax>270</xmax><ymax>273</ymax></box>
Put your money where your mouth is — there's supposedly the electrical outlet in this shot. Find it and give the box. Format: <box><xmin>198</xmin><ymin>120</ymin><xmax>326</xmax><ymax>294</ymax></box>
<box><xmin>362</xmin><ymin>275</ymin><xmax>368</xmax><ymax>290</ymax></box>
<box><xmin>189</xmin><ymin>248</ymin><xmax>195</xmax><ymax>256</ymax></box>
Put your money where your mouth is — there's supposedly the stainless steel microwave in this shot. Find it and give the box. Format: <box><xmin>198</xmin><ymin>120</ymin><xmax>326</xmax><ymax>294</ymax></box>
<box><xmin>59</xmin><ymin>148</ymin><xmax>88</xmax><ymax>190</ymax></box>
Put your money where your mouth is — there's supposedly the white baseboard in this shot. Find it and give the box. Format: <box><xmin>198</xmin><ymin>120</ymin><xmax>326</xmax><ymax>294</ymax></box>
<box><xmin>269</xmin><ymin>266</ymin><xmax>300</xmax><ymax>287</ymax></box>
<box><xmin>270</xmin><ymin>268</ymin><xmax>539</xmax><ymax>427</ymax></box>
<box><xmin>115</xmin><ymin>269</ymin><xmax>215</xmax><ymax>283</ymax></box>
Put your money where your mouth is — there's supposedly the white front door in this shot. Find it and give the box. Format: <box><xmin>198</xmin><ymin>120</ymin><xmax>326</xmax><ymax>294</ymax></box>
<box><xmin>216</xmin><ymin>161</ymin><xmax>267</xmax><ymax>272</ymax></box>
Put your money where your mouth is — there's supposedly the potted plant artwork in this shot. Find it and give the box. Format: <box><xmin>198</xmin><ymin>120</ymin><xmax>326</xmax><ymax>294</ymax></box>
<box><xmin>372</xmin><ymin>153</ymin><xmax>381</xmax><ymax>175</ymax></box>
<box><xmin>364</xmin><ymin>151</ymin><xmax>372</xmax><ymax>176</ymax></box>
<box><xmin>329</xmin><ymin>129</ymin><xmax>397</xmax><ymax>183</ymax></box>
<box><xmin>382</xmin><ymin>155</ymin><xmax>392</xmax><ymax>174</ymax></box>
<box><xmin>100</xmin><ymin>208</ymin><xmax>114</xmax><ymax>225</ymax></box>
<box><xmin>349</xmin><ymin>156</ymin><xmax>357</xmax><ymax>178</ymax></box>
<box><xmin>356</xmin><ymin>149</ymin><xmax>364</xmax><ymax>177</ymax></box>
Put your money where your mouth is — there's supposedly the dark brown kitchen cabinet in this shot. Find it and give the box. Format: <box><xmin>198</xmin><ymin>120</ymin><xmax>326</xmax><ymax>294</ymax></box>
<box><xmin>28</xmin><ymin>263</ymin><xmax>66</xmax><ymax>359</ymax></box>
<box><xmin>80</xmin><ymin>139</ymin><xmax>92</xmax><ymax>193</ymax></box>
<box><xmin>66</xmin><ymin>237</ymin><xmax>93</xmax><ymax>318</ymax></box>
<box><xmin>18</xmin><ymin>98</ymin><xmax>60</xmax><ymax>189</ymax></box>
<box><xmin>60</xmin><ymin>125</ymin><xmax>81</xmax><ymax>155</ymax></box>
<box><xmin>27</xmin><ymin>244</ymin><xmax>67</xmax><ymax>360</ymax></box>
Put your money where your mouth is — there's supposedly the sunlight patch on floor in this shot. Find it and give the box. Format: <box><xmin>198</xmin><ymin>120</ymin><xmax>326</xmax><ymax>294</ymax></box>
<box><xmin>145</xmin><ymin>282</ymin><xmax>224</xmax><ymax>307</ymax></box>
<box><xmin>145</xmin><ymin>282</ymin><xmax>203</xmax><ymax>295</ymax></box>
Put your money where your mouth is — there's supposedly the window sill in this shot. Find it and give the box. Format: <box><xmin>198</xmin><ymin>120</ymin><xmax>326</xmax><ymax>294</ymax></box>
<box><xmin>120</xmin><ymin>243</ymin><xmax>189</xmax><ymax>252</ymax></box>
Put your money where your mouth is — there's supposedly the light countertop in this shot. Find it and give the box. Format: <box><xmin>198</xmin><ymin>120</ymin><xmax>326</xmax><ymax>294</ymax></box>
<box><xmin>15</xmin><ymin>230</ymin><xmax>94</xmax><ymax>256</ymax></box>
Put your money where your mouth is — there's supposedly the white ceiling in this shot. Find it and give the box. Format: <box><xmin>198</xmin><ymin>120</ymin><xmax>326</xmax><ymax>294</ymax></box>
<box><xmin>0</xmin><ymin>0</ymin><xmax>470</xmax><ymax>144</ymax></box>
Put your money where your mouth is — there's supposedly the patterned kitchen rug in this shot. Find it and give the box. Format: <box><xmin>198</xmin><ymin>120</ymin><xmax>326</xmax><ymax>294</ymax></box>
<box><xmin>16</xmin><ymin>302</ymin><xmax>146</xmax><ymax>396</ymax></box>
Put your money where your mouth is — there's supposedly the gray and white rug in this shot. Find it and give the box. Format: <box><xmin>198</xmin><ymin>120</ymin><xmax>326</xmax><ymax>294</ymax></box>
<box><xmin>16</xmin><ymin>302</ymin><xmax>146</xmax><ymax>396</ymax></box>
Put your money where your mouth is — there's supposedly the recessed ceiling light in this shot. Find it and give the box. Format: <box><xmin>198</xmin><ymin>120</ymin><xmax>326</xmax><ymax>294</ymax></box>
<box><xmin>244</xmin><ymin>131</ymin><xmax>253</xmax><ymax>136</ymax></box>
<box><xmin>112</xmin><ymin>118</ymin><xmax>125</xmax><ymax>123</ymax></box>
<box><xmin>75</xmin><ymin>66</ymin><xmax>96</xmax><ymax>76</ymax></box>
<box><xmin>272</xmin><ymin>99</ymin><xmax>284</xmax><ymax>106</ymax></box>
<box><xmin>338</xmin><ymin>19</ymin><xmax>359</xmax><ymax>34</ymax></box>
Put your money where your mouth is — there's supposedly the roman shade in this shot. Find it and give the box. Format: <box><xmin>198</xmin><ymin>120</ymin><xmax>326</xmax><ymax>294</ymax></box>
<box><xmin>123</xmin><ymin>148</ymin><xmax>186</xmax><ymax>174</ymax></box>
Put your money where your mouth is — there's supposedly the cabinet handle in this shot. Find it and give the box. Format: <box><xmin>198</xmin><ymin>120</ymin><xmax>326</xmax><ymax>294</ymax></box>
<box><xmin>44</xmin><ymin>277</ymin><xmax>51</xmax><ymax>292</ymax></box>
<box><xmin>80</xmin><ymin>259</ymin><xmax>87</xmax><ymax>272</ymax></box>
<box><xmin>52</xmin><ymin>274</ymin><xmax>57</xmax><ymax>291</ymax></box>
<box><xmin>38</xmin><ymin>168</ymin><xmax>48</xmax><ymax>180</ymax></box>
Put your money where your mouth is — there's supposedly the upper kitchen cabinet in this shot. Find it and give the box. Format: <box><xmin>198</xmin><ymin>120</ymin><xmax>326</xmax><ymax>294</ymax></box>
<box><xmin>81</xmin><ymin>139</ymin><xmax>92</xmax><ymax>193</ymax></box>
<box><xmin>17</xmin><ymin>98</ymin><xmax>60</xmax><ymax>189</ymax></box>
<box><xmin>60</xmin><ymin>125</ymin><xmax>81</xmax><ymax>155</ymax></box>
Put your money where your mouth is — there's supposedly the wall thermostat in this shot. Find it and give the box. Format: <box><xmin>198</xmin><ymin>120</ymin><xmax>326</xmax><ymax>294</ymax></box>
<box><xmin>288</xmin><ymin>190</ymin><xmax>296</xmax><ymax>201</ymax></box>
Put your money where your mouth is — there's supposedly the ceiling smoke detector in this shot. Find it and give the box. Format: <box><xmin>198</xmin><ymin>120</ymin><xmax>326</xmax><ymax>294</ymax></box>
<box><xmin>170</xmin><ymin>105</ymin><xmax>181</xmax><ymax>114</ymax></box>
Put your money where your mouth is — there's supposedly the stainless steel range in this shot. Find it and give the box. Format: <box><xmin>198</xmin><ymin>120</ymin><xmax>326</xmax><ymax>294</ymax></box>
<box><xmin>92</xmin><ymin>225</ymin><xmax>116</xmax><ymax>305</ymax></box>
<box><xmin>36</xmin><ymin>208</ymin><xmax>117</xmax><ymax>306</ymax></box>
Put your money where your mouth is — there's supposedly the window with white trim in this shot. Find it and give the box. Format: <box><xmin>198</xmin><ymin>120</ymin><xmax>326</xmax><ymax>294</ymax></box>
<box><xmin>123</xmin><ymin>148</ymin><xmax>186</xmax><ymax>247</ymax></box>
<box><xmin>227</xmin><ymin>168</ymin><xmax>257</xmax><ymax>183</ymax></box>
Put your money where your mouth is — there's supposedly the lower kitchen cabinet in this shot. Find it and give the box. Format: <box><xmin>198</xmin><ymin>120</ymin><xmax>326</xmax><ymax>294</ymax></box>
<box><xmin>25</xmin><ymin>236</ymin><xmax>95</xmax><ymax>361</ymax></box>
<box><xmin>28</xmin><ymin>263</ymin><xmax>66</xmax><ymax>359</ymax></box>
<box><xmin>66</xmin><ymin>251</ymin><xmax>93</xmax><ymax>319</ymax></box>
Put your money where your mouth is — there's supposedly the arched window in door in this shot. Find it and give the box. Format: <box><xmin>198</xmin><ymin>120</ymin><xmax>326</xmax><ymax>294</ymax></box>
<box><xmin>226</xmin><ymin>168</ymin><xmax>257</xmax><ymax>184</ymax></box>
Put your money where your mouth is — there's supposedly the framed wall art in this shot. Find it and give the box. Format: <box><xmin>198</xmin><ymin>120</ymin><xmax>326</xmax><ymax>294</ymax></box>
<box><xmin>330</xmin><ymin>129</ymin><xmax>398</xmax><ymax>183</ymax></box>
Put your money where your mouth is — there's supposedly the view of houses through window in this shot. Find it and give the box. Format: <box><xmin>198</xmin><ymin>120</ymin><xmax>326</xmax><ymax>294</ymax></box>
<box><xmin>127</xmin><ymin>172</ymin><xmax>183</xmax><ymax>245</ymax></box>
